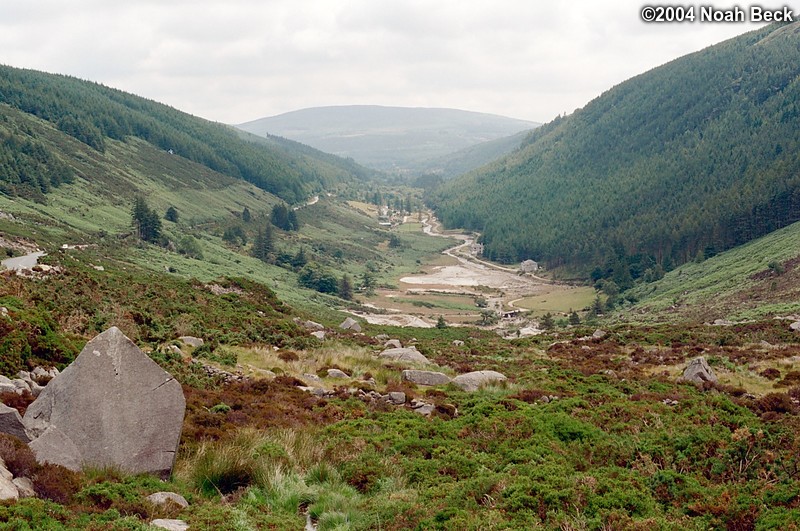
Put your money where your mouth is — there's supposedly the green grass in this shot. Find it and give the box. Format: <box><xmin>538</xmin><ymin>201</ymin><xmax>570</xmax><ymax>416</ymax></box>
<box><xmin>513</xmin><ymin>286</ymin><xmax>597</xmax><ymax>316</ymax></box>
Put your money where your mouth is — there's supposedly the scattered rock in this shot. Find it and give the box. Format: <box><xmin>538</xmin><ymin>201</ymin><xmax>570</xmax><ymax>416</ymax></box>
<box><xmin>0</xmin><ymin>403</ymin><xmax>31</xmax><ymax>442</ymax></box>
<box><xmin>166</xmin><ymin>345</ymin><xmax>183</xmax><ymax>356</ymax></box>
<box><xmin>10</xmin><ymin>379</ymin><xmax>29</xmax><ymax>393</ymax></box>
<box><xmin>326</xmin><ymin>369</ymin><xmax>349</xmax><ymax>379</ymax></box>
<box><xmin>379</xmin><ymin>347</ymin><xmax>430</xmax><ymax>365</ymax></box>
<box><xmin>452</xmin><ymin>340</ymin><xmax>465</xmax><ymax>347</ymax></box>
<box><xmin>311</xmin><ymin>331</ymin><xmax>326</xmax><ymax>340</ymax></box>
<box><xmin>411</xmin><ymin>401</ymin><xmax>435</xmax><ymax>416</ymax></box>
<box><xmin>12</xmin><ymin>477</ymin><xmax>34</xmax><ymax>498</ymax></box>
<box><xmin>303</xmin><ymin>320</ymin><xmax>324</xmax><ymax>331</ymax></box>
<box><xmin>0</xmin><ymin>383</ymin><xmax>19</xmax><ymax>395</ymax></box>
<box><xmin>150</xmin><ymin>519</ymin><xmax>189</xmax><ymax>531</ymax></box>
<box><xmin>146</xmin><ymin>491</ymin><xmax>189</xmax><ymax>509</ymax></box>
<box><xmin>0</xmin><ymin>307</ymin><xmax>7</xmax><ymax>318</ymax></box>
<box><xmin>0</xmin><ymin>474</ymin><xmax>18</xmax><ymax>501</ymax></box>
<box><xmin>384</xmin><ymin>339</ymin><xmax>402</xmax><ymax>349</ymax></box>
<box><xmin>401</xmin><ymin>370</ymin><xmax>451</xmax><ymax>386</ymax></box>
<box><xmin>452</xmin><ymin>371</ymin><xmax>508</xmax><ymax>392</ymax></box>
<box><xmin>178</xmin><ymin>336</ymin><xmax>204</xmax><ymax>348</ymax></box>
<box><xmin>713</xmin><ymin>319</ymin><xmax>734</xmax><ymax>327</ymax></box>
<box><xmin>682</xmin><ymin>357</ymin><xmax>718</xmax><ymax>384</ymax></box>
<box><xmin>385</xmin><ymin>392</ymin><xmax>406</xmax><ymax>405</ymax></box>
<box><xmin>592</xmin><ymin>329</ymin><xmax>607</xmax><ymax>339</ymax></box>
<box><xmin>375</xmin><ymin>334</ymin><xmax>390</xmax><ymax>341</ymax></box>
<box><xmin>790</xmin><ymin>321</ymin><xmax>800</xmax><ymax>332</ymax></box>
<box><xmin>303</xmin><ymin>373</ymin><xmax>323</xmax><ymax>384</ymax></box>
<box><xmin>0</xmin><ymin>459</ymin><xmax>10</xmax><ymax>481</ymax></box>
<box><xmin>23</xmin><ymin>327</ymin><xmax>186</xmax><ymax>477</ymax></box>
<box><xmin>339</xmin><ymin>317</ymin><xmax>362</xmax><ymax>332</ymax></box>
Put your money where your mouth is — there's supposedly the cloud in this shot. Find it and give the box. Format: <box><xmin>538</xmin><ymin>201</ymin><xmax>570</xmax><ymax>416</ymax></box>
<box><xmin>0</xmin><ymin>0</ymin><xmax>763</xmax><ymax>123</ymax></box>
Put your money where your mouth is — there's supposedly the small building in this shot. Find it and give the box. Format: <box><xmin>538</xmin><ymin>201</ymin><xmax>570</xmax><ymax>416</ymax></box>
<box><xmin>470</xmin><ymin>243</ymin><xmax>484</xmax><ymax>255</ymax></box>
<box><xmin>520</xmin><ymin>260</ymin><xmax>539</xmax><ymax>273</ymax></box>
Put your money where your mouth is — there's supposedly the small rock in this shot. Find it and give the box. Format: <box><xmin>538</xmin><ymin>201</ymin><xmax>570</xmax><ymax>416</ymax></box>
<box><xmin>790</xmin><ymin>321</ymin><xmax>800</xmax><ymax>332</ymax></box>
<box><xmin>166</xmin><ymin>345</ymin><xmax>183</xmax><ymax>356</ymax></box>
<box><xmin>17</xmin><ymin>371</ymin><xmax>29</xmax><ymax>380</ymax></box>
<box><xmin>146</xmin><ymin>491</ymin><xmax>189</xmax><ymax>509</ymax></box>
<box><xmin>713</xmin><ymin>319</ymin><xmax>734</xmax><ymax>327</ymax></box>
<box><xmin>412</xmin><ymin>403</ymin><xmax>435</xmax><ymax>416</ymax></box>
<box><xmin>402</xmin><ymin>370</ymin><xmax>451</xmax><ymax>386</ymax></box>
<box><xmin>12</xmin><ymin>477</ymin><xmax>35</xmax><ymax>498</ymax></box>
<box><xmin>326</xmin><ymin>369</ymin><xmax>349</xmax><ymax>379</ymax></box>
<box><xmin>452</xmin><ymin>340</ymin><xmax>465</xmax><ymax>346</ymax></box>
<box><xmin>375</xmin><ymin>334</ymin><xmax>390</xmax><ymax>341</ymax></box>
<box><xmin>0</xmin><ymin>307</ymin><xmax>8</xmax><ymax>318</ymax></box>
<box><xmin>0</xmin><ymin>375</ymin><xmax>11</xmax><ymax>386</ymax></box>
<box><xmin>379</xmin><ymin>347</ymin><xmax>430</xmax><ymax>365</ymax></box>
<box><xmin>0</xmin><ymin>383</ymin><xmax>20</xmax><ymax>395</ymax></box>
<box><xmin>150</xmin><ymin>519</ymin><xmax>189</xmax><ymax>531</ymax></box>
<box><xmin>384</xmin><ymin>339</ymin><xmax>402</xmax><ymax>349</ymax></box>
<box><xmin>0</xmin><ymin>475</ymin><xmax>18</xmax><ymax>501</ymax></box>
<box><xmin>592</xmin><ymin>329</ymin><xmax>606</xmax><ymax>339</ymax></box>
<box><xmin>452</xmin><ymin>371</ymin><xmax>508</xmax><ymax>392</ymax></box>
<box><xmin>0</xmin><ymin>403</ymin><xmax>31</xmax><ymax>442</ymax></box>
<box><xmin>10</xmin><ymin>379</ymin><xmax>29</xmax><ymax>393</ymax></box>
<box><xmin>178</xmin><ymin>336</ymin><xmax>204</xmax><ymax>348</ymax></box>
<box><xmin>386</xmin><ymin>392</ymin><xmax>406</xmax><ymax>405</ymax></box>
<box><xmin>682</xmin><ymin>357</ymin><xmax>718</xmax><ymax>384</ymax></box>
<box><xmin>311</xmin><ymin>331</ymin><xmax>326</xmax><ymax>340</ymax></box>
<box><xmin>303</xmin><ymin>373</ymin><xmax>323</xmax><ymax>384</ymax></box>
<box><xmin>0</xmin><ymin>459</ymin><xmax>11</xmax><ymax>481</ymax></box>
<box><xmin>339</xmin><ymin>317</ymin><xmax>362</xmax><ymax>332</ymax></box>
<box><xmin>303</xmin><ymin>320</ymin><xmax>324</xmax><ymax>331</ymax></box>
<box><xmin>92</xmin><ymin>265</ymin><xmax>105</xmax><ymax>271</ymax></box>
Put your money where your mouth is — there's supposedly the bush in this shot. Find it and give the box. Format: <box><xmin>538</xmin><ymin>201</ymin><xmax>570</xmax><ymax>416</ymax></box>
<box><xmin>33</xmin><ymin>464</ymin><xmax>82</xmax><ymax>504</ymax></box>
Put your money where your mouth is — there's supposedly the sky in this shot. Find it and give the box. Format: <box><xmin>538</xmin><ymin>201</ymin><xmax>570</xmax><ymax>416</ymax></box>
<box><xmin>0</xmin><ymin>0</ymin><xmax>770</xmax><ymax>124</ymax></box>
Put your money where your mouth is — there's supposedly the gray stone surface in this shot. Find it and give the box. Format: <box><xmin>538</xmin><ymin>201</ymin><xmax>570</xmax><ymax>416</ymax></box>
<box><xmin>384</xmin><ymin>339</ymin><xmax>402</xmax><ymax>349</ymax></box>
<box><xmin>12</xmin><ymin>477</ymin><xmax>35</xmax><ymax>498</ymax></box>
<box><xmin>178</xmin><ymin>336</ymin><xmax>204</xmax><ymax>348</ymax></box>
<box><xmin>146</xmin><ymin>491</ymin><xmax>189</xmax><ymax>509</ymax></box>
<box><xmin>326</xmin><ymin>369</ymin><xmax>349</xmax><ymax>379</ymax></box>
<box><xmin>790</xmin><ymin>321</ymin><xmax>800</xmax><ymax>332</ymax></box>
<box><xmin>0</xmin><ymin>403</ymin><xmax>30</xmax><ymax>442</ymax></box>
<box><xmin>23</xmin><ymin>327</ymin><xmax>186</xmax><ymax>477</ymax></box>
<box><xmin>10</xmin><ymin>379</ymin><xmax>29</xmax><ymax>393</ymax></box>
<box><xmin>339</xmin><ymin>317</ymin><xmax>362</xmax><ymax>332</ymax></box>
<box><xmin>386</xmin><ymin>392</ymin><xmax>406</xmax><ymax>405</ymax></box>
<box><xmin>311</xmin><ymin>331</ymin><xmax>326</xmax><ymax>340</ymax></box>
<box><xmin>303</xmin><ymin>320</ymin><xmax>325</xmax><ymax>331</ymax></box>
<box><xmin>150</xmin><ymin>519</ymin><xmax>189</xmax><ymax>531</ymax></box>
<box><xmin>682</xmin><ymin>357</ymin><xmax>718</xmax><ymax>384</ymax></box>
<box><xmin>379</xmin><ymin>347</ymin><xmax>430</xmax><ymax>365</ymax></box>
<box><xmin>0</xmin><ymin>383</ymin><xmax>19</xmax><ymax>395</ymax></box>
<box><xmin>0</xmin><ymin>474</ymin><xmax>18</xmax><ymax>501</ymax></box>
<box><xmin>452</xmin><ymin>370</ymin><xmax>508</xmax><ymax>392</ymax></box>
<box><xmin>401</xmin><ymin>370</ymin><xmax>452</xmax><ymax>386</ymax></box>
<box><xmin>0</xmin><ymin>459</ymin><xmax>10</xmax><ymax>480</ymax></box>
<box><xmin>452</xmin><ymin>340</ymin><xmax>465</xmax><ymax>346</ymax></box>
<box><xmin>28</xmin><ymin>425</ymin><xmax>83</xmax><ymax>471</ymax></box>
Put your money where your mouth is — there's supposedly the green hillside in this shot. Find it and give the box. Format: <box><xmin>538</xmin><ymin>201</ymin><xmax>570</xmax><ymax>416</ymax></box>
<box><xmin>433</xmin><ymin>22</ymin><xmax>800</xmax><ymax>277</ymax></box>
<box><xmin>0</xmin><ymin>65</ymin><xmax>374</xmax><ymax>204</ymax></box>
<box><xmin>416</xmin><ymin>129</ymin><xmax>532</xmax><ymax>178</ymax></box>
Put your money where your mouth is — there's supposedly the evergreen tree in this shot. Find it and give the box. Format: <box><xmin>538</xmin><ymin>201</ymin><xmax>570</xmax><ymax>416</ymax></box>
<box><xmin>242</xmin><ymin>206</ymin><xmax>251</xmax><ymax>223</ymax></box>
<box><xmin>271</xmin><ymin>203</ymin><xmax>291</xmax><ymax>230</ymax></box>
<box><xmin>568</xmin><ymin>311</ymin><xmax>581</xmax><ymax>325</ymax></box>
<box><xmin>360</xmin><ymin>270</ymin><xmax>376</xmax><ymax>296</ymax></box>
<box><xmin>287</xmin><ymin>209</ymin><xmax>299</xmax><ymax>231</ymax></box>
<box><xmin>165</xmin><ymin>206</ymin><xmax>179</xmax><ymax>223</ymax></box>
<box><xmin>339</xmin><ymin>274</ymin><xmax>354</xmax><ymax>300</ymax></box>
<box><xmin>131</xmin><ymin>196</ymin><xmax>161</xmax><ymax>243</ymax></box>
<box><xmin>251</xmin><ymin>224</ymin><xmax>274</xmax><ymax>262</ymax></box>
<box><xmin>436</xmin><ymin>315</ymin><xmax>448</xmax><ymax>329</ymax></box>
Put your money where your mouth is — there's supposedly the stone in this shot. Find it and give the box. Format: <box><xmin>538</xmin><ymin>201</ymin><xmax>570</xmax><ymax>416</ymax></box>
<box><xmin>178</xmin><ymin>336</ymin><xmax>204</xmax><ymax>348</ymax></box>
<box><xmin>339</xmin><ymin>317</ymin><xmax>362</xmax><ymax>332</ymax></box>
<box><xmin>790</xmin><ymin>321</ymin><xmax>800</xmax><ymax>332</ymax></box>
<box><xmin>31</xmin><ymin>367</ymin><xmax>49</xmax><ymax>381</ymax></box>
<box><xmin>386</xmin><ymin>392</ymin><xmax>406</xmax><ymax>405</ymax></box>
<box><xmin>146</xmin><ymin>491</ymin><xmax>189</xmax><ymax>509</ymax></box>
<box><xmin>0</xmin><ymin>383</ymin><xmax>19</xmax><ymax>395</ymax></box>
<box><xmin>327</xmin><ymin>369</ymin><xmax>349</xmax><ymax>379</ymax></box>
<box><xmin>384</xmin><ymin>339</ymin><xmax>402</xmax><ymax>349</ymax></box>
<box><xmin>0</xmin><ymin>375</ymin><xmax>11</xmax><ymax>385</ymax></box>
<box><xmin>592</xmin><ymin>329</ymin><xmax>607</xmax><ymax>339</ymax></box>
<box><xmin>150</xmin><ymin>519</ymin><xmax>189</xmax><ymax>531</ymax></box>
<box><xmin>375</xmin><ymin>334</ymin><xmax>389</xmax><ymax>341</ymax></box>
<box><xmin>452</xmin><ymin>370</ymin><xmax>508</xmax><ymax>392</ymax></box>
<box><xmin>311</xmin><ymin>331</ymin><xmax>326</xmax><ymax>340</ymax></box>
<box><xmin>0</xmin><ymin>403</ymin><xmax>31</xmax><ymax>442</ymax></box>
<box><xmin>23</xmin><ymin>327</ymin><xmax>186</xmax><ymax>477</ymax></box>
<box><xmin>167</xmin><ymin>345</ymin><xmax>183</xmax><ymax>356</ymax></box>
<box><xmin>412</xmin><ymin>403</ymin><xmax>435</xmax><ymax>416</ymax></box>
<box><xmin>713</xmin><ymin>319</ymin><xmax>734</xmax><ymax>327</ymax></box>
<box><xmin>0</xmin><ymin>474</ymin><xmax>18</xmax><ymax>501</ymax></box>
<box><xmin>12</xmin><ymin>477</ymin><xmax>35</xmax><ymax>498</ymax></box>
<box><xmin>379</xmin><ymin>347</ymin><xmax>430</xmax><ymax>365</ymax></box>
<box><xmin>11</xmin><ymin>379</ymin><xmax>29</xmax><ymax>393</ymax></box>
<box><xmin>0</xmin><ymin>307</ymin><xmax>7</xmax><ymax>318</ymax></box>
<box><xmin>302</xmin><ymin>373</ymin><xmax>323</xmax><ymax>384</ymax></box>
<box><xmin>28</xmin><ymin>425</ymin><xmax>83</xmax><ymax>471</ymax></box>
<box><xmin>303</xmin><ymin>320</ymin><xmax>325</xmax><ymax>331</ymax></box>
<box><xmin>401</xmin><ymin>370</ymin><xmax>451</xmax><ymax>386</ymax></box>
<box><xmin>682</xmin><ymin>357</ymin><xmax>718</xmax><ymax>384</ymax></box>
<box><xmin>0</xmin><ymin>459</ymin><xmax>10</xmax><ymax>480</ymax></box>
<box><xmin>452</xmin><ymin>340</ymin><xmax>465</xmax><ymax>346</ymax></box>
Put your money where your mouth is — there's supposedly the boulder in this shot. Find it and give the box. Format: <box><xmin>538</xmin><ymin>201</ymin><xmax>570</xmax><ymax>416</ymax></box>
<box><xmin>401</xmin><ymin>370</ymin><xmax>451</xmax><ymax>386</ymax></box>
<box><xmin>0</xmin><ymin>474</ymin><xmax>18</xmax><ymax>501</ymax></box>
<box><xmin>790</xmin><ymin>321</ymin><xmax>800</xmax><ymax>332</ymax></box>
<box><xmin>0</xmin><ymin>383</ymin><xmax>19</xmax><ymax>395</ymax></box>
<box><xmin>384</xmin><ymin>339</ymin><xmax>402</xmax><ymax>349</ymax></box>
<box><xmin>592</xmin><ymin>329</ymin><xmax>607</xmax><ymax>339</ymax></box>
<box><xmin>151</xmin><ymin>519</ymin><xmax>189</xmax><ymax>531</ymax></box>
<box><xmin>452</xmin><ymin>370</ymin><xmax>508</xmax><ymax>392</ymax></box>
<box><xmin>0</xmin><ymin>403</ymin><xmax>31</xmax><ymax>442</ymax></box>
<box><xmin>10</xmin><ymin>379</ymin><xmax>29</xmax><ymax>393</ymax></box>
<box><xmin>12</xmin><ymin>477</ymin><xmax>34</xmax><ymax>498</ymax></box>
<box><xmin>0</xmin><ymin>458</ymin><xmax>10</xmax><ymax>480</ymax></box>
<box><xmin>452</xmin><ymin>340</ymin><xmax>465</xmax><ymax>347</ymax></box>
<box><xmin>23</xmin><ymin>327</ymin><xmax>185</xmax><ymax>477</ymax></box>
<box><xmin>311</xmin><ymin>331</ymin><xmax>326</xmax><ymax>340</ymax></box>
<box><xmin>385</xmin><ymin>392</ymin><xmax>406</xmax><ymax>405</ymax></box>
<box><xmin>339</xmin><ymin>317</ymin><xmax>362</xmax><ymax>332</ymax></box>
<box><xmin>326</xmin><ymin>369</ymin><xmax>349</xmax><ymax>379</ymax></box>
<box><xmin>379</xmin><ymin>347</ymin><xmax>430</xmax><ymax>365</ymax></box>
<box><xmin>682</xmin><ymin>357</ymin><xmax>718</xmax><ymax>384</ymax></box>
<box><xmin>303</xmin><ymin>320</ymin><xmax>325</xmax><ymax>331</ymax></box>
<box><xmin>0</xmin><ymin>375</ymin><xmax>11</xmax><ymax>386</ymax></box>
<box><xmin>178</xmin><ymin>336</ymin><xmax>204</xmax><ymax>348</ymax></box>
<box><xmin>146</xmin><ymin>491</ymin><xmax>189</xmax><ymax>509</ymax></box>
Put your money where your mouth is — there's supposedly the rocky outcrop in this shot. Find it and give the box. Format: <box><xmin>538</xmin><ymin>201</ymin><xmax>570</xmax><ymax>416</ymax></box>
<box><xmin>384</xmin><ymin>339</ymin><xmax>402</xmax><ymax>349</ymax></box>
<box><xmin>401</xmin><ymin>370</ymin><xmax>451</xmax><ymax>386</ymax></box>
<box><xmin>311</xmin><ymin>331</ymin><xmax>326</xmax><ymax>340</ymax></box>
<box><xmin>22</xmin><ymin>327</ymin><xmax>186</xmax><ymax>477</ymax></box>
<box><xmin>682</xmin><ymin>357</ymin><xmax>718</xmax><ymax>384</ymax></box>
<box><xmin>178</xmin><ymin>336</ymin><xmax>204</xmax><ymax>348</ymax></box>
<box><xmin>452</xmin><ymin>370</ymin><xmax>508</xmax><ymax>392</ymax></box>
<box><xmin>0</xmin><ymin>404</ymin><xmax>30</xmax><ymax>442</ymax></box>
<box><xmin>327</xmin><ymin>369</ymin><xmax>349</xmax><ymax>379</ymax></box>
<box><xmin>379</xmin><ymin>347</ymin><xmax>430</xmax><ymax>365</ymax></box>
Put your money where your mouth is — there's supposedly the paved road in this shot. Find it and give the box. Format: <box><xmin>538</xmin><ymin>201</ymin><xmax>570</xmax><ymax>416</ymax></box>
<box><xmin>1</xmin><ymin>251</ymin><xmax>45</xmax><ymax>271</ymax></box>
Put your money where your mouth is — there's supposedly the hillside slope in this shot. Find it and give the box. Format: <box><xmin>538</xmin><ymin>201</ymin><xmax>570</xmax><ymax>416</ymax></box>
<box><xmin>0</xmin><ymin>65</ymin><xmax>374</xmax><ymax>204</ymax></box>
<box><xmin>236</xmin><ymin>105</ymin><xmax>537</xmax><ymax>172</ymax></box>
<box><xmin>433</xmin><ymin>22</ymin><xmax>800</xmax><ymax>274</ymax></box>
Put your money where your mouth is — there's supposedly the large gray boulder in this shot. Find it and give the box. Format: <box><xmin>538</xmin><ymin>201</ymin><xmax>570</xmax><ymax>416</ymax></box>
<box><xmin>379</xmin><ymin>347</ymin><xmax>430</xmax><ymax>365</ymax></box>
<box><xmin>402</xmin><ymin>370</ymin><xmax>452</xmax><ymax>386</ymax></box>
<box><xmin>452</xmin><ymin>370</ymin><xmax>508</xmax><ymax>392</ymax></box>
<box><xmin>0</xmin><ymin>403</ymin><xmax>30</xmax><ymax>442</ymax></box>
<box><xmin>23</xmin><ymin>327</ymin><xmax>185</xmax><ymax>477</ymax></box>
<box><xmin>682</xmin><ymin>357</ymin><xmax>718</xmax><ymax>384</ymax></box>
<box><xmin>339</xmin><ymin>317</ymin><xmax>362</xmax><ymax>332</ymax></box>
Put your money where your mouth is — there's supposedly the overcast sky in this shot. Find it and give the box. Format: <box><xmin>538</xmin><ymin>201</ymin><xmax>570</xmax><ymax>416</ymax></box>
<box><xmin>1</xmin><ymin>0</ymin><xmax>767</xmax><ymax>124</ymax></box>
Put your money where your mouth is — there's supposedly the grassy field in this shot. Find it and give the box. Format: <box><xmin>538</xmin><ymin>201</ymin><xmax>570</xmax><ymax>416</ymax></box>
<box><xmin>512</xmin><ymin>285</ymin><xmax>597</xmax><ymax>316</ymax></box>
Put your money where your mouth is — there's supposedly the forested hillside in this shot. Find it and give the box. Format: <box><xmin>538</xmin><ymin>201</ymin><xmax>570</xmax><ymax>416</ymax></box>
<box><xmin>433</xmin><ymin>22</ymin><xmax>800</xmax><ymax>277</ymax></box>
<box><xmin>0</xmin><ymin>66</ymin><xmax>373</xmax><ymax>203</ymax></box>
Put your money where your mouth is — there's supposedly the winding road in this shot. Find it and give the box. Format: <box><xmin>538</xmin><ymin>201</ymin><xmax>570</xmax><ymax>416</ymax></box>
<box><xmin>1</xmin><ymin>251</ymin><xmax>46</xmax><ymax>271</ymax></box>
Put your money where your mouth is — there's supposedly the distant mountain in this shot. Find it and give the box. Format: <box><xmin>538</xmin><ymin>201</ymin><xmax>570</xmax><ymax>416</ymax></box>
<box><xmin>236</xmin><ymin>105</ymin><xmax>538</xmax><ymax>173</ymax></box>
<box><xmin>433</xmin><ymin>22</ymin><xmax>800</xmax><ymax>278</ymax></box>
<box><xmin>0</xmin><ymin>66</ymin><xmax>374</xmax><ymax>204</ymax></box>
<box><xmin>415</xmin><ymin>130</ymin><xmax>531</xmax><ymax>179</ymax></box>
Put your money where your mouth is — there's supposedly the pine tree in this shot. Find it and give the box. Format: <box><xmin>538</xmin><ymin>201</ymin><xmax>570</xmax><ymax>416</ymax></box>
<box><xmin>131</xmin><ymin>196</ymin><xmax>161</xmax><ymax>243</ymax></box>
<box><xmin>242</xmin><ymin>206</ymin><xmax>251</xmax><ymax>223</ymax></box>
<box><xmin>251</xmin><ymin>224</ymin><xmax>273</xmax><ymax>262</ymax></box>
<box><xmin>165</xmin><ymin>206</ymin><xmax>179</xmax><ymax>223</ymax></box>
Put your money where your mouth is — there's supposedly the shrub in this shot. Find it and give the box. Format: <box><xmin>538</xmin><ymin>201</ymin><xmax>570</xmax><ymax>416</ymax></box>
<box><xmin>33</xmin><ymin>464</ymin><xmax>82</xmax><ymax>504</ymax></box>
<box><xmin>0</xmin><ymin>433</ymin><xmax>39</xmax><ymax>477</ymax></box>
